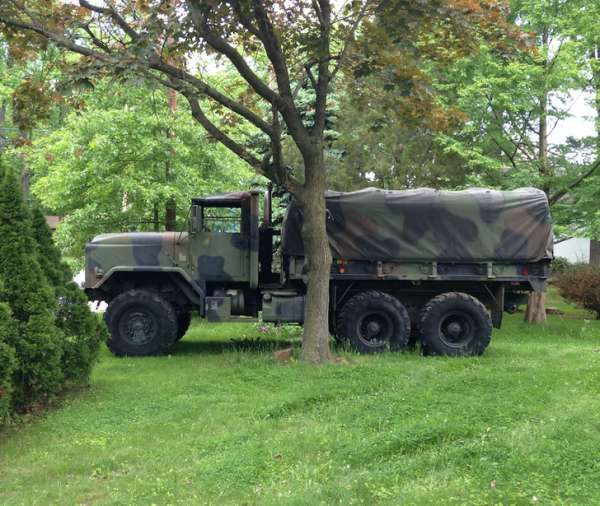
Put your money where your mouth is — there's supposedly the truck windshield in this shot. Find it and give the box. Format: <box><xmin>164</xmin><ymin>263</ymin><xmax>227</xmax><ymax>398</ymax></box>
<box><xmin>202</xmin><ymin>207</ymin><xmax>241</xmax><ymax>233</ymax></box>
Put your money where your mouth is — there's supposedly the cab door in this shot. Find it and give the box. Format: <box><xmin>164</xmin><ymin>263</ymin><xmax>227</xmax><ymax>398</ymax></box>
<box><xmin>188</xmin><ymin>203</ymin><xmax>250</xmax><ymax>283</ymax></box>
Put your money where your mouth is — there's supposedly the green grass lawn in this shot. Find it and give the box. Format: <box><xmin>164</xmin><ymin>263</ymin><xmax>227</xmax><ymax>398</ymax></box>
<box><xmin>1</xmin><ymin>293</ymin><xmax>600</xmax><ymax>505</ymax></box>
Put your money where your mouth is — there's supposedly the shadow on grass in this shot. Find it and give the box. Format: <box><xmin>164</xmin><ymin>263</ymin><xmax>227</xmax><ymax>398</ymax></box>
<box><xmin>171</xmin><ymin>338</ymin><xmax>298</xmax><ymax>355</ymax></box>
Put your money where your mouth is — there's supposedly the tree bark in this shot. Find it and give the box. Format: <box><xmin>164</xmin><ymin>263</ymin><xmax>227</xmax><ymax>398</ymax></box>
<box><xmin>153</xmin><ymin>204</ymin><xmax>160</xmax><ymax>232</ymax></box>
<box><xmin>297</xmin><ymin>151</ymin><xmax>333</xmax><ymax>363</ymax></box>
<box><xmin>525</xmin><ymin>26</ymin><xmax>550</xmax><ymax>323</ymax></box>
<box><xmin>593</xmin><ymin>45</ymin><xmax>600</xmax><ymax>154</ymax></box>
<box><xmin>524</xmin><ymin>292</ymin><xmax>547</xmax><ymax>323</ymax></box>
<box><xmin>165</xmin><ymin>88</ymin><xmax>178</xmax><ymax>231</ymax></box>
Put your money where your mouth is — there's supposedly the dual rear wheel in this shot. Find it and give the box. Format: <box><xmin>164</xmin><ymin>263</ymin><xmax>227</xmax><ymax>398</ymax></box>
<box><xmin>336</xmin><ymin>291</ymin><xmax>411</xmax><ymax>353</ymax></box>
<box><xmin>336</xmin><ymin>290</ymin><xmax>492</xmax><ymax>356</ymax></box>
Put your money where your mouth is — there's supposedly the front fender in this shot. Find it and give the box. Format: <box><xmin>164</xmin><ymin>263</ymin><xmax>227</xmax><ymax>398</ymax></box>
<box><xmin>90</xmin><ymin>266</ymin><xmax>205</xmax><ymax>307</ymax></box>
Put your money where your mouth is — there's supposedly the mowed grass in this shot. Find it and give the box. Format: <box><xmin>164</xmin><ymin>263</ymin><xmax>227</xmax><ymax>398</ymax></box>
<box><xmin>1</xmin><ymin>292</ymin><xmax>600</xmax><ymax>505</ymax></box>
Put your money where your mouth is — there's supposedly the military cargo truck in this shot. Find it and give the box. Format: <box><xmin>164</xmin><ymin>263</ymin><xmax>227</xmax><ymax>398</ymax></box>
<box><xmin>84</xmin><ymin>187</ymin><xmax>553</xmax><ymax>357</ymax></box>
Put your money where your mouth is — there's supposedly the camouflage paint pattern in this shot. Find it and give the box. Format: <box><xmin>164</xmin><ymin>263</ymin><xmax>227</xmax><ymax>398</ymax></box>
<box><xmin>85</xmin><ymin>192</ymin><xmax>261</xmax><ymax>292</ymax></box>
<box><xmin>282</xmin><ymin>187</ymin><xmax>553</xmax><ymax>263</ymax></box>
<box><xmin>262</xmin><ymin>291</ymin><xmax>305</xmax><ymax>323</ymax></box>
<box><xmin>85</xmin><ymin>231</ymin><xmax>188</xmax><ymax>289</ymax></box>
<box><xmin>84</xmin><ymin>188</ymin><xmax>552</xmax><ymax>321</ymax></box>
<box><xmin>205</xmin><ymin>296</ymin><xmax>231</xmax><ymax>322</ymax></box>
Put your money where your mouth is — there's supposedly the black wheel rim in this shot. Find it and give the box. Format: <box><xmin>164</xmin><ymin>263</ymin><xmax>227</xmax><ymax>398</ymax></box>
<box><xmin>356</xmin><ymin>310</ymin><xmax>393</xmax><ymax>348</ymax></box>
<box><xmin>118</xmin><ymin>309</ymin><xmax>158</xmax><ymax>346</ymax></box>
<box><xmin>437</xmin><ymin>311</ymin><xmax>476</xmax><ymax>348</ymax></box>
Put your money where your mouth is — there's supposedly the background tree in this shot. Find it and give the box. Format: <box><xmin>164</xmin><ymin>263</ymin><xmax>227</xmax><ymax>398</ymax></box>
<box><xmin>428</xmin><ymin>0</ymin><xmax>598</xmax><ymax>321</ymax></box>
<box><xmin>21</xmin><ymin>78</ymin><xmax>255</xmax><ymax>271</ymax></box>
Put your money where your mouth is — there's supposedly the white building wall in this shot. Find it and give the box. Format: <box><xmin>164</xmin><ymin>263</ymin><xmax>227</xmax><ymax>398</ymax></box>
<box><xmin>554</xmin><ymin>237</ymin><xmax>590</xmax><ymax>264</ymax></box>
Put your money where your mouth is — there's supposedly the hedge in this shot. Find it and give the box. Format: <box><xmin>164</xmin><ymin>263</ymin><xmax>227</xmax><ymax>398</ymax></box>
<box><xmin>0</xmin><ymin>303</ymin><xmax>17</xmax><ymax>421</ymax></box>
<box><xmin>0</xmin><ymin>165</ymin><xmax>105</xmax><ymax>420</ymax></box>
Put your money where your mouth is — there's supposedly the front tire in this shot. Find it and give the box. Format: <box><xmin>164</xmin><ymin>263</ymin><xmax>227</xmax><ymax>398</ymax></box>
<box><xmin>337</xmin><ymin>291</ymin><xmax>411</xmax><ymax>354</ymax></box>
<box><xmin>420</xmin><ymin>292</ymin><xmax>492</xmax><ymax>356</ymax></box>
<box><xmin>105</xmin><ymin>289</ymin><xmax>179</xmax><ymax>356</ymax></box>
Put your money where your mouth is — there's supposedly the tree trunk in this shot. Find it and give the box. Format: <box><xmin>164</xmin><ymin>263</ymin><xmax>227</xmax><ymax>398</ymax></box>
<box><xmin>153</xmin><ymin>204</ymin><xmax>160</xmax><ymax>232</ymax></box>
<box><xmin>593</xmin><ymin>46</ymin><xmax>600</xmax><ymax>152</ymax></box>
<box><xmin>165</xmin><ymin>199</ymin><xmax>177</xmax><ymax>231</ymax></box>
<box><xmin>524</xmin><ymin>292</ymin><xmax>546</xmax><ymax>323</ymax></box>
<box><xmin>525</xmin><ymin>26</ymin><xmax>550</xmax><ymax>323</ymax></box>
<box><xmin>165</xmin><ymin>88</ymin><xmax>177</xmax><ymax>231</ymax></box>
<box><xmin>298</xmin><ymin>154</ymin><xmax>333</xmax><ymax>363</ymax></box>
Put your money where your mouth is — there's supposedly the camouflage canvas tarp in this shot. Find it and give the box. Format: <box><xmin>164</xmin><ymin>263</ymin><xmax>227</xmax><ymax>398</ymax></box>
<box><xmin>281</xmin><ymin>187</ymin><xmax>553</xmax><ymax>262</ymax></box>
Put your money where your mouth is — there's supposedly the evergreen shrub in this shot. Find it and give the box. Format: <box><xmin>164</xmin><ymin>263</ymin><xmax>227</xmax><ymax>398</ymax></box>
<box><xmin>57</xmin><ymin>283</ymin><xmax>106</xmax><ymax>382</ymax></box>
<box><xmin>0</xmin><ymin>302</ymin><xmax>17</xmax><ymax>421</ymax></box>
<box><xmin>31</xmin><ymin>205</ymin><xmax>106</xmax><ymax>382</ymax></box>
<box><xmin>0</xmin><ymin>164</ymin><xmax>104</xmax><ymax>417</ymax></box>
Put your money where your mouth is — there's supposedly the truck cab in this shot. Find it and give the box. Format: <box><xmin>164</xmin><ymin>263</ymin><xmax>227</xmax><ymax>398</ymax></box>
<box><xmin>187</xmin><ymin>191</ymin><xmax>260</xmax><ymax>287</ymax></box>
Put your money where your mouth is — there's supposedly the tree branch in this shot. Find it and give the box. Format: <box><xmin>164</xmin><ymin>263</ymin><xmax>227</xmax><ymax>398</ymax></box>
<box><xmin>330</xmin><ymin>0</ymin><xmax>372</xmax><ymax>81</ymax></box>
<box><xmin>78</xmin><ymin>0</ymin><xmax>140</xmax><ymax>42</ymax></box>
<box><xmin>304</xmin><ymin>64</ymin><xmax>318</xmax><ymax>90</ymax></box>
<box><xmin>186</xmin><ymin>0</ymin><xmax>281</xmax><ymax>107</ymax></box>
<box><xmin>549</xmin><ymin>159</ymin><xmax>600</xmax><ymax>205</ymax></box>
<box><xmin>313</xmin><ymin>0</ymin><xmax>331</xmax><ymax>136</ymax></box>
<box><xmin>243</xmin><ymin>0</ymin><xmax>315</xmax><ymax>151</ymax></box>
<box><xmin>491</xmin><ymin>137</ymin><xmax>519</xmax><ymax>170</ymax></box>
<box><xmin>80</xmin><ymin>23</ymin><xmax>112</xmax><ymax>53</ymax></box>
<box><xmin>185</xmin><ymin>94</ymin><xmax>263</xmax><ymax>169</ymax></box>
<box><xmin>0</xmin><ymin>8</ymin><xmax>275</xmax><ymax>137</ymax></box>
<box><xmin>0</xmin><ymin>14</ymin><xmax>111</xmax><ymax>62</ymax></box>
<box><xmin>148</xmin><ymin>58</ymin><xmax>274</xmax><ymax>135</ymax></box>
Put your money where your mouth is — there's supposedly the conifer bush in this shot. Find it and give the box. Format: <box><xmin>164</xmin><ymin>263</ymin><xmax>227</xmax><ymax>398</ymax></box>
<box><xmin>31</xmin><ymin>206</ymin><xmax>72</xmax><ymax>288</ymax></box>
<box><xmin>11</xmin><ymin>315</ymin><xmax>65</xmax><ymax>406</ymax></box>
<box><xmin>31</xmin><ymin>206</ymin><xmax>106</xmax><ymax>383</ymax></box>
<box><xmin>57</xmin><ymin>282</ymin><xmax>106</xmax><ymax>382</ymax></box>
<box><xmin>0</xmin><ymin>302</ymin><xmax>17</xmax><ymax>421</ymax></box>
<box><xmin>0</xmin><ymin>170</ymin><xmax>66</xmax><ymax>408</ymax></box>
<box><xmin>0</xmin><ymin>170</ymin><xmax>57</xmax><ymax>320</ymax></box>
<box><xmin>0</xmin><ymin>162</ymin><xmax>104</xmax><ymax>419</ymax></box>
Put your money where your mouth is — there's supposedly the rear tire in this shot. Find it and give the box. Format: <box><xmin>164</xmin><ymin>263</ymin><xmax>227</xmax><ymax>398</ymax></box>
<box><xmin>420</xmin><ymin>292</ymin><xmax>492</xmax><ymax>356</ymax></box>
<box><xmin>105</xmin><ymin>289</ymin><xmax>179</xmax><ymax>356</ymax></box>
<box><xmin>337</xmin><ymin>291</ymin><xmax>411</xmax><ymax>354</ymax></box>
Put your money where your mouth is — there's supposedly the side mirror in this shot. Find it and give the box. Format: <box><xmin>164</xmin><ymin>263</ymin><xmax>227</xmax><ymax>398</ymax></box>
<box><xmin>190</xmin><ymin>205</ymin><xmax>201</xmax><ymax>233</ymax></box>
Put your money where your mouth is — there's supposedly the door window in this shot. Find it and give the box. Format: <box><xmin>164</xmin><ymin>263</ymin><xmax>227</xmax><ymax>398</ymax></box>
<box><xmin>202</xmin><ymin>207</ymin><xmax>242</xmax><ymax>233</ymax></box>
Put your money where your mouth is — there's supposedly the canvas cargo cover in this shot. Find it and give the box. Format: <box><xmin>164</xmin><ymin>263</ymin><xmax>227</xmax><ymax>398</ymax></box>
<box><xmin>281</xmin><ymin>187</ymin><xmax>553</xmax><ymax>262</ymax></box>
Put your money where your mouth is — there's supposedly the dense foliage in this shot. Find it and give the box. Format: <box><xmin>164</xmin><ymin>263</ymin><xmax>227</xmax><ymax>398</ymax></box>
<box><xmin>325</xmin><ymin>1</ymin><xmax>600</xmax><ymax>240</ymax></box>
<box><xmin>0</xmin><ymin>163</ymin><xmax>105</xmax><ymax>420</ymax></box>
<box><xmin>554</xmin><ymin>265</ymin><xmax>600</xmax><ymax>319</ymax></box>
<box><xmin>0</xmin><ymin>296</ymin><xmax>17</xmax><ymax>420</ymax></box>
<box><xmin>20</xmin><ymin>80</ymin><xmax>256</xmax><ymax>268</ymax></box>
<box><xmin>0</xmin><ymin>167</ymin><xmax>64</xmax><ymax>407</ymax></box>
<box><xmin>550</xmin><ymin>256</ymin><xmax>572</xmax><ymax>276</ymax></box>
<box><xmin>31</xmin><ymin>205</ymin><xmax>107</xmax><ymax>382</ymax></box>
